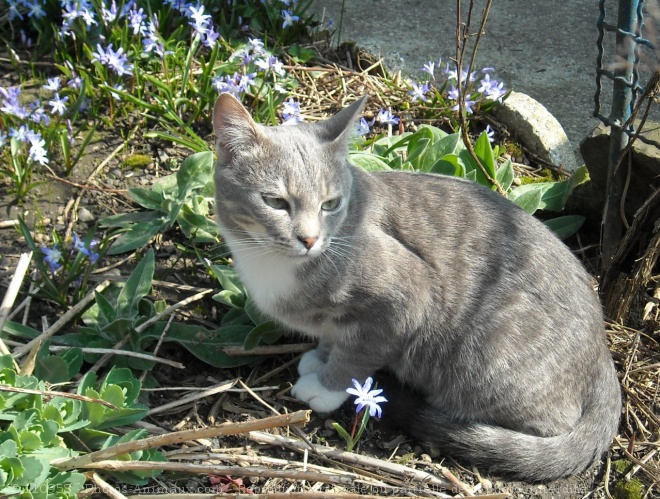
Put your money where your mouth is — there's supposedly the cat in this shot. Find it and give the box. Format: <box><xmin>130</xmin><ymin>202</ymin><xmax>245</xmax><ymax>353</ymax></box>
<box><xmin>212</xmin><ymin>92</ymin><xmax>621</xmax><ymax>482</ymax></box>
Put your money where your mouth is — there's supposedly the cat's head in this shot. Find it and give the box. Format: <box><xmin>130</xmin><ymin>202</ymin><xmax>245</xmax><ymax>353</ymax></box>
<box><xmin>213</xmin><ymin>93</ymin><xmax>367</xmax><ymax>260</ymax></box>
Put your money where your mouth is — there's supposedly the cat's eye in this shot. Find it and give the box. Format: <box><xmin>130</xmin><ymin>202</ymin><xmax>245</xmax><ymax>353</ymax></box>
<box><xmin>263</xmin><ymin>196</ymin><xmax>289</xmax><ymax>211</ymax></box>
<box><xmin>321</xmin><ymin>198</ymin><xmax>341</xmax><ymax>211</ymax></box>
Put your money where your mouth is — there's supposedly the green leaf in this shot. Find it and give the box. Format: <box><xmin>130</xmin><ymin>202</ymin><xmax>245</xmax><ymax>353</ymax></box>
<box><xmin>152</xmin><ymin>173</ymin><xmax>178</xmax><ymax>194</ymax></box>
<box><xmin>244</xmin><ymin>296</ymin><xmax>272</xmax><ymax>325</ymax></box>
<box><xmin>176</xmin><ymin>151</ymin><xmax>214</xmax><ymax>201</ymax></box>
<box><xmin>99</xmin><ymin>211</ymin><xmax>162</xmax><ymax>229</ymax></box>
<box><xmin>209</xmin><ymin>264</ymin><xmax>245</xmax><ymax>295</ymax></box>
<box><xmin>107</xmin><ymin>221</ymin><xmax>164</xmax><ymax>255</ymax></box>
<box><xmin>347</xmin><ymin>152</ymin><xmax>391</xmax><ymax>171</ymax></box>
<box><xmin>512</xmin><ymin>187</ymin><xmax>543</xmax><ymax>214</ymax></box>
<box><xmin>473</xmin><ymin>131</ymin><xmax>497</xmax><ymax>181</ymax></box>
<box><xmin>407</xmin><ymin>137</ymin><xmax>431</xmax><ymax>169</ymax></box>
<box><xmin>1</xmin><ymin>321</ymin><xmax>40</xmax><ymax>340</ymax></box>
<box><xmin>178</xmin><ymin>206</ymin><xmax>219</xmax><ymax>242</ymax></box>
<box><xmin>331</xmin><ymin>422</ymin><xmax>355</xmax><ymax>452</ymax></box>
<box><xmin>220</xmin><ymin>308</ymin><xmax>252</xmax><ymax>326</ymax></box>
<box><xmin>212</xmin><ymin>289</ymin><xmax>246</xmax><ymax>308</ymax></box>
<box><xmin>495</xmin><ymin>159</ymin><xmax>515</xmax><ymax>192</ymax></box>
<box><xmin>426</xmin><ymin>132</ymin><xmax>462</xmax><ymax>163</ymax></box>
<box><xmin>116</xmin><ymin>249</ymin><xmax>155</xmax><ymax>319</ymax></box>
<box><xmin>243</xmin><ymin>321</ymin><xmax>283</xmax><ymax>350</ymax></box>
<box><xmin>429</xmin><ymin>158</ymin><xmax>465</xmax><ymax>177</ymax></box>
<box><xmin>34</xmin><ymin>356</ymin><xmax>71</xmax><ymax>384</ymax></box>
<box><xmin>509</xmin><ymin>166</ymin><xmax>589</xmax><ymax>212</ymax></box>
<box><xmin>543</xmin><ymin>215</ymin><xmax>586</xmax><ymax>240</ymax></box>
<box><xmin>419</xmin><ymin>124</ymin><xmax>449</xmax><ymax>142</ymax></box>
<box><xmin>139</xmin><ymin>322</ymin><xmax>261</xmax><ymax>368</ymax></box>
<box><xmin>128</xmin><ymin>188</ymin><xmax>165</xmax><ymax>211</ymax></box>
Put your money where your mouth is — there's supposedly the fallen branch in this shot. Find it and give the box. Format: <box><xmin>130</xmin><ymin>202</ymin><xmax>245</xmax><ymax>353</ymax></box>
<box><xmin>124</xmin><ymin>493</ymin><xmax>510</xmax><ymax>499</ymax></box>
<box><xmin>81</xmin><ymin>461</ymin><xmax>354</xmax><ymax>486</ymax></box>
<box><xmin>222</xmin><ymin>343</ymin><xmax>314</xmax><ymax>356</ymax></box>
<box><xmin>249</xmin><ymin>431</ymin><xmax>452</xmax><ymax>490</ymax></box>
<box><xmin>147</xmin><ymin>379</ymin><xmax>238</xmax><ymax>416</ymax></box>
<box><xmin>0</xmin><ymin>252</ymin><xmax>32</xmax><ymax>361</ymax></box>
<box><xmin>0</xmin><ymin>384</ymin><xmax>119</xmax><ymax>410</ymax></box>
<box><xmin>52</xmin><ymin>410</ymin><xmax>311</xmax><ymax>471</ymax></box>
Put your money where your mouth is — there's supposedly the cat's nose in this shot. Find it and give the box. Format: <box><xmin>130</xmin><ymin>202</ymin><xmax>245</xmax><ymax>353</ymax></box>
<box><xmin>299</xmin><ymin>236</ymin><xmax>318</xmax><ymax>249</ymax></box>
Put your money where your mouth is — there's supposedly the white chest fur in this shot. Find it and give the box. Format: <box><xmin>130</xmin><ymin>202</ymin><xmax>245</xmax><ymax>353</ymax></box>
<box><xmin>227</xmin><ymin>242</ymin><xmax>300</xmax><ymax>318</ymax></box>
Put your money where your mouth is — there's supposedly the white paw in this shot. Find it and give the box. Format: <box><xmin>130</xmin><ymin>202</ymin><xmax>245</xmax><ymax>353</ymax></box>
<box><xmin>291</xmin><ymin>373</ymin><xmax>349</xmax><ymax>413</ymax></box>
<box><xmin>298</xmin><ymin>349</ymin><xmax>326</xmax><ymax>376</ymax></box>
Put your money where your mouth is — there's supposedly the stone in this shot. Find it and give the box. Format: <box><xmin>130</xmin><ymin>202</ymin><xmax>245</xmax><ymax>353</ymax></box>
<box><xmin>573</xmin><ymin>121</ymin><xmax>660</xmax><ymax>229</ymax></box>
<box><xmin>492</xmin><ymin>91</ymin><xmax>579</xmax><ymax>173</ymax></box>
<box><xmin>77</xmin><ymin>207</ymin><xmax>95</xmax><ymax>223</ymax></box>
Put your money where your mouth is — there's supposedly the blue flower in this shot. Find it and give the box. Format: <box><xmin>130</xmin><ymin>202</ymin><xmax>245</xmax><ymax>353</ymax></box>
<box><xmin>376</xmin><ymin>109</ymin><xmax>399</xmax><ymax>125</ymax></box>
<box><xmin>408</xmin><ymin>81</ymin><xmax>430</xmax><ymax>103</ymax></box>
<box><xmin>422</xmin><ymin>61</ymin><xmax>436</xmax><ymax>78</ymax></box>
<box><xmin>26</xmin><ymin>0</ymin><xmax>46</xmax><ymax>19</ymax></box>
<box><xmin>49</xmin><ymin>93</ymin><xmax>69</xmax><ymax>115</ymax></box>
<box><xmin>9</xmin><ymin>125</ymin><xmax>30</xmax><ymax>142</ymax></box>
<box><xmin>42</xmin><ymin>245</ymin><xmax>62</xmax><ymax>273</ymax></box>
<box><xmin>355</xmin><ymin>117</ymin><xmax>373</xmax><ymax>136</ymax></box>
<box><xmin>92</xmin><ymin>44</ymin><xmax>134</xmax><ymax>76</ymax></box>
<box><xmin>281</xmin><ymin>9</ymin><xmax>299</xmax><ymax>29</ymax></box>
<box><xmin>346</xmin><ymin>377</ymin><xmax>387</xmax><ymax>418</ymax></box>
<box><xmin>72</xmin><ymin>233</ymin><xmax>100</xmax><ymax>264</ymax></box>
<box><xmin>282</xmin><ymin>98</ymin><xmax>303</xmax><ymax>124</ymax></box>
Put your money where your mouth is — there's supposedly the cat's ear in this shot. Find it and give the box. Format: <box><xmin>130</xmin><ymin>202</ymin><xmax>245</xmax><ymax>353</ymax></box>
<box><xmin>213</xmin><ymin>93</ymin><xmax>262</xmax><ymax>164</ymax></box>
<box><xmin>317</xmin><ymin>95</ymin><xmax>369</xmax><ymax>144</ymax></box>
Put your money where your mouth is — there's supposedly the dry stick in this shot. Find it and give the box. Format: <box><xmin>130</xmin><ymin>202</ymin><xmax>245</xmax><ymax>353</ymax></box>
<box><xmin>0</xmin><ymin>252</ymin><xmax>33</xmax><ymax>360</ymax></box>
<box><xmin>222</xmin><ymin>343</ymin><xmax>314</xmax><ymax>357</ymax></box>
<box><xmin>146</xmin><ymin>379</ymin><xmax>238</xmax><ymax>416</ymax></box>
<box><xmin>3</xmin><ymin>336</ymin><xmax>184</xmax><ymax>369</ymax></box>
<box><xmin>0</xmin><ymin>220</ymin><xmax>19</xmax><ymax>229</ymax></box>
<box><xmin>122</xmin><ymin>494</ymin><xmax>516</xmax><ymax>499</ymax></box>
<box><xmin>172</xmin><ymin>452</ymin><xmax>417</xmax><ymax>494</ymax></box>
<box><xmin>82</xmin><ymin>460</ymin><xmax>353</xmax><ymax>486</ymax></box>
<box><xmin>91</xmin><ymin>472</ymin><xmax>130</xmax><ymax>499</ymax></box>
<box><xmin>12</xmin><ymin>279</ymin><xmax>111</xmax><ymax>360</ymax></box>
<box><xmin>51</xmin><ymin>409</ymin><xmax>311</xmax><ymax>471</ymax></box>
<box><xmin>454</xmin><ymin>0</ymin><xmax>504</xmax><ymax>196</ymax></box>
<box><xmin>248</xmin><ymin>431</ymin><xmax>453</xmax><ymax>491</ymax></box>
<box><xmin>47</xmin><ymin>346</ymin><xmax>185</xmax><ymax>368</ymax></box>
<box><xmin>0</xmin><ymin>384</ymin><xmax>119</xmax><ymax>410</ymax></box>
<box><xmin>625</xmin><ymin>448</ymin><xmax>658</xmax><ymax>481</ymax></box>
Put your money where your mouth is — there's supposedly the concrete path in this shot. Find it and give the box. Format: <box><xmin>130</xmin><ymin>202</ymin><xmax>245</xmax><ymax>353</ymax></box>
<box><xmin>310</xmin><ymin>0</ymin><xmax>618</xmax><ymax>155</ymax></box>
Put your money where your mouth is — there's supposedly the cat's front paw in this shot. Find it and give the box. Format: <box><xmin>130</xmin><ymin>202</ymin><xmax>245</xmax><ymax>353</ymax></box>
<box><xmin>298</xmin><ymin>349</ymin><xmax>326</xmax><ymax>376</ymax></box>
<box><xmin>291</xmin><ymin>373</ymin><xmax>349</xmax><ymax>413</ymax></box>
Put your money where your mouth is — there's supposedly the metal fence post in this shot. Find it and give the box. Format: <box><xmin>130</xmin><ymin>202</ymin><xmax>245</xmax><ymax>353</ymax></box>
<box><xmin>601</xmin><ymin>0</ymin><xmax>640</xmax><ymax>268</ymax></box>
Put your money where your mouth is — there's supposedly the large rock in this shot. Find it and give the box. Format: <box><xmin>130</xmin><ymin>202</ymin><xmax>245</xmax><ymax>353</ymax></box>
<box><xmin>493</xmin><ymin>91</ymin><xmax>580</xmax><ymax>173</ymax></box>
<box><xmin>574</xmin><ymin>122</ymin><xmax>660</xmax><ymax>227</ymax></box>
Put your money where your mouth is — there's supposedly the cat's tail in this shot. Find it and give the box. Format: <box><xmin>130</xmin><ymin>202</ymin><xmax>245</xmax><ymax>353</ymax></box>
<box><xmin>380</xmin><ymin>367</ymin><xmax>620</xmax><ymax>482</ymax></box>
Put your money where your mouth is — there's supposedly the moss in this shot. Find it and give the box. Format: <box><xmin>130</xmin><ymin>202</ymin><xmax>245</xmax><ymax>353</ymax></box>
<box><xmin>122</xmin><ymin>154</ymin><xmax>152</xmax><ymax>169</ymax></box>
<box><xmin>518</xmin><ymin>168</ymin><xmax>558</xmax><ymax>186</ymax></box>
<box><xmin>612</xmin><ymin>458</ymin><xmax>632</xmax><ymax>474</ymax></box>
<box><xmin>613</xmin><ymin>478</ymin><xmax>645</xmax><ymax>499</ymax></box>
<box><xmin>505</xmin><ymin>141</ymin><xmax>523</xmax><ymax>158</ymax></box>
<box><xmin>395</xmin><ymin>452</ymin><xmax>416</xmax><ymax>465</ymax></box>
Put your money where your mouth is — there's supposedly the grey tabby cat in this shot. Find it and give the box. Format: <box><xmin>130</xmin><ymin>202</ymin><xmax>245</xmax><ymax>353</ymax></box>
<box><xmin>212</xmin><ymin>93</ymin><xmax>621</xmax><ymax>482</ymax></box>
